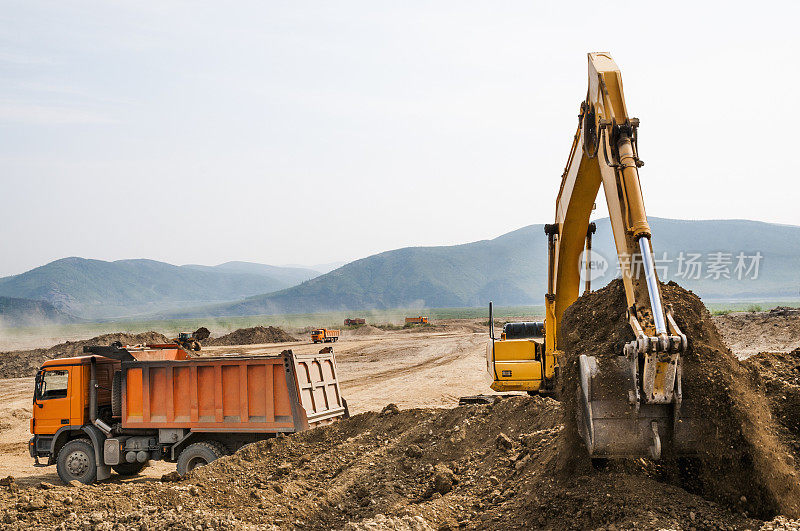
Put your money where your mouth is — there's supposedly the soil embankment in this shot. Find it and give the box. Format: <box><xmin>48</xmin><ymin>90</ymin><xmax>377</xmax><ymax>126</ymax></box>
<box><xmin>0</xmin><ymin>332</ymin><xmax>168</xmax><ymax>379</ymax></box>
<box><xmin>713</xmin><ymin>310</ymin><xmax>800</xmax><ymax>358</ymax></box>
<box><xmin>204</xmin><ymin>326</ymin><xmax>297</xmax><ymax>346</ymax></box>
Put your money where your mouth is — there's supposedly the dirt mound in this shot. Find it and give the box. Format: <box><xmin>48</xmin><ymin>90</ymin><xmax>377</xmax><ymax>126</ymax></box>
<box><xmin>0</xmin><ymin>332</ymin><xmax>169</xmax><ymax>379</ymax></box>
<box><xmin>349</xmin><ymin>324</ymin><xmax>382</xmax><ymax>336</ymax></box>
<box><xmin>559</xmin><ymin>279</ymin><xmax>800</xmax><ymax>518</ymax></box>
<box><xmin>713</xmin><ymin>310</ymin><xmax>800</xmax><ymax>358</ymax></box>
<box><xmin>205</xmin><ymin>326</ymin><xmax>297</xmax><ymax>346</ymax></box>
<box><xmin>743</xmin><ymin>349</ymin><xmax>800</xmax><ymax>460</ymax></box>
<box><xmin>0</xmin><ymin>397</ymin><xmax>761</xmax><ymax>529</ymax></box>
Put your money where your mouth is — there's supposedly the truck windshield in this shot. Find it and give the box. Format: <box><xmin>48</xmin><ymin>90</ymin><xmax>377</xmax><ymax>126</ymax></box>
<box><xmin>35</xmin><ymin>370</ymin><xmax>69</xmax><ymax>400</ymax></box>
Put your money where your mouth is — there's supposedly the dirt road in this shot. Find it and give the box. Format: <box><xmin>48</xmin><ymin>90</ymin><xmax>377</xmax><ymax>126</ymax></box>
<box><xmin>0</xmin><ymin>327</ymin><xmax>497</xmax><ymax>484</ymax></box>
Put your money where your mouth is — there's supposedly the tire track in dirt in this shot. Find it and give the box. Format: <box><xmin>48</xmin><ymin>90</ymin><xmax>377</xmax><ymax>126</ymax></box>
<box><xmin>339</xmin><ymin>336</ymin><xmax>480</xmax><ymax>390</ymax></box>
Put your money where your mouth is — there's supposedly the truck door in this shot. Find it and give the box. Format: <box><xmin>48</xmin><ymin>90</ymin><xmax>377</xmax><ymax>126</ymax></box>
<box><xmin>33</xmin><ymin>367</ymin><xmax>73</xmax><ymax>434</ymax></box>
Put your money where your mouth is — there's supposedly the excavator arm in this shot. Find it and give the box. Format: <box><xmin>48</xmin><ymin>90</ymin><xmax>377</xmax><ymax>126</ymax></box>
<box><xmin>544</xmin><ymin>53</ymin><xmax>698</xmax><ymax>459</ymax></box>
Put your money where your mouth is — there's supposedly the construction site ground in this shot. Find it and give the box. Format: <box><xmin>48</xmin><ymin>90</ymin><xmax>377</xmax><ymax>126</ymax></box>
<box><xmin>1</xmin><ymin>312</ymin><xmax>799</xmax><ymax>529</ymax></box>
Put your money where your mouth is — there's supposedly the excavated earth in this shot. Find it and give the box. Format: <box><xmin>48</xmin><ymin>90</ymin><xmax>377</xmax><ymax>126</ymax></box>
<box><xmin>3</xmin><ymin>286</ymin><xmax>800</xmax><ymax>529</ymax></box>
<box><xmin>559</xmin><ymin>280</ymin><xmax>800</xmax><ymax>520</ymax></box>
<box><xmin>0</xmin><ymin>397</ymin><xmax>769</xmax><ymax>530</ymax></box>
<box><xmin>742</xmin><ymin>348</ymin><xmax>800</xmax><ymax>462</ymax></box>
<box><xmin>204</xmin><ymin>326</ymin><xmax>297</xmax><ymax>346</ymax></box>
<box><xmin>0</xmin><ymin>332</ymin><xmax>168</xmax><ymax>379</ymax></box>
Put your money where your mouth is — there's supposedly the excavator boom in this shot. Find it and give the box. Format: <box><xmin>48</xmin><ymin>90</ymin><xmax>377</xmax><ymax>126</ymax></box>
<box><xmin>545</xmin><ymin>53</ymin><xmax>699</xmax><ymax>459</ymax></box>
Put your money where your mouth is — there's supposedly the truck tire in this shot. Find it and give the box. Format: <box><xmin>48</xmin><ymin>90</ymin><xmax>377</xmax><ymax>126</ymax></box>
<box><xmin>112</xmin><ymin>370</ymin><xmax>123</xmax><ymax>417</ymax></box>
<box><xmin>177</xmin><ymin>442</ymin><xmax>224</xmax><ymax>476</ymax></box>
<box><xmin>57</xmin><ymin>439</ymin><xmax>97</xmax><ymax>485</ymax></box>
<box><xmin>112</xmin><ymin>461</ymin><xmax>148</xmax><ymax>476</ymax></box>
<box><xmin>207</xmin><ymin>440</ymin><xmax>229</xmax><ymax>457</ymax></box>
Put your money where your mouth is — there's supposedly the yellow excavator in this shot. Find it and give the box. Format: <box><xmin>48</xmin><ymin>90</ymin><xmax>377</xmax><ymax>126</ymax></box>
<box><xmin>486</xmin><ymin>52</ymin><xmax>703</xmax><ymax>459</ymax></box>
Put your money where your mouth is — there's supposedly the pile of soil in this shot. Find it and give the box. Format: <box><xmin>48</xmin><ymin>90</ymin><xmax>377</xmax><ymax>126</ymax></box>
<box><xmin>713</xmin><ymin>310</ymin><xmax>800</xmax><ymax>358</ymax></box>
<box><xmin>0</xmin><ymin>397</ymin><xmax>763</xmax><ymax>529</ymax></box>
<box><xmin>349</xmin><ymin>324</ymin><xmax>383</xmax><ymax>336</ymax></box>
<box><xmin>743</xmin><ymin>348</ymin><xmax>800</xmax><ymax>460</ymax></box>
<box><xmin>0</xmin><ymin>332</ymin><xmax>169</xmax><ymax>379</ymax></box>
<box><xmin>559</xmin><ymin>279</ymin><xmax>800</xmax><ymax>519</ymax></box>
<box><xmin>205</xmin><ymin>326</ymin><xmax>297</xmax><ymax>346</ymax></box>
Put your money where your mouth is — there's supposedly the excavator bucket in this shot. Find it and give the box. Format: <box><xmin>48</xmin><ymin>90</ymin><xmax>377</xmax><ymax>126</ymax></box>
<box><xmin>576</xmin><ymin>354</ymin><xmax>707</xmax><ymax>459</ymax></box>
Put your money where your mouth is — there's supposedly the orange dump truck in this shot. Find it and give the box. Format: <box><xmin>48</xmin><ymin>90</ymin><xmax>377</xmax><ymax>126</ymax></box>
<box><xmin>405</xmin><ymin>316</ymin><xmax>429</xmax><ymax>324</ymax></box>
<box><xmin>29</xmin><ymin>344</ymin><xmax>348</xmax><ymax>484</ymax></box>
<box><xmin>310</xmin><ymin>328</ymin><xmax>340</xmax><ymax>343</ymax></box>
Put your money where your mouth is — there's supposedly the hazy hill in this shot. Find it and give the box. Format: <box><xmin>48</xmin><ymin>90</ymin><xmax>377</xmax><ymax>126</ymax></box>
<box><xmin>0</xmin><ymin>296</ymin><xmax>82</xmax><ymax>327</ymax></box>
<box><xmin>168</xmin><ymin>218</ymin><xmax>800</xmax><ymax>318</ymax></box>
<box><xmin>183</xmin><ymin>261</ymin><xmax>320</xmax><ymax>286</ymax></box>
<box><xmin>0</xmin><ymin>258</ymin><xmax>320</xmax><ymax>319</ymax></box>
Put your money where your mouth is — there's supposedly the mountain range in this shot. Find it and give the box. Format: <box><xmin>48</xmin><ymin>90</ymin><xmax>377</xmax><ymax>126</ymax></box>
<box><xmin>2</xmin><ymin>218</ymin><xmax>798</xmax><ymax>324</ymax></box>
<box><xmin>166</xmin><ymin>217</ymin><xmax>800</xmax><ymax>318</ymax></box>
<box><xmin>0</xmin><ymin>259</ymin><xmax>319</xmax><ymax>319</ymax></box>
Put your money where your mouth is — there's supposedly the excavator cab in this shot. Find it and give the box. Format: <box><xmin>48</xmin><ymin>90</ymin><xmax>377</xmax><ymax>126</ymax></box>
<box><xmin>485</xmin><ymin>303</ymin><xmax>555</xmax><ymax>395</ymax></box>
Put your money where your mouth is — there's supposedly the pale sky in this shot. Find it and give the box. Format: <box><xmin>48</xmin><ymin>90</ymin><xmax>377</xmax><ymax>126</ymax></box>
<box><xmin>1</xmin><ymin>1</ymin><xmax>798</xmax><ymax>277</ymax></box>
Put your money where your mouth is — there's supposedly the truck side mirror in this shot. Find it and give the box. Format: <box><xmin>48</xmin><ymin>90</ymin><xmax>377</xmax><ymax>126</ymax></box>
<box><xmin>33</xmin><ymin>371</ymin><xmax>44</xmax><ymax>408</ymax></box>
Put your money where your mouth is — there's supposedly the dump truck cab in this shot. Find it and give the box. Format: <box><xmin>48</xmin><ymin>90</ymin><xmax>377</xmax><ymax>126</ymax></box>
<box><xmin>29</xmin><ymin>344</ymin><xmax>348</xmax><ymax>484</ymax></box>
<box><xmin>30</xmin><ymin>356</ymin><xmax>120</xmax><ymax>481</ymax></box>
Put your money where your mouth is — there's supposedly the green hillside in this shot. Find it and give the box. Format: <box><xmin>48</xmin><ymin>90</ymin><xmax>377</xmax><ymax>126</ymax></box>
<box><xmin>0</xmin><ymin>258</ymin><xmax>319</xmax><ymax>319</ymax></box>
<box><xmin>167</xmin><ymin>218</ymin><xmax>800</xmax><ymax>318</ymax></box>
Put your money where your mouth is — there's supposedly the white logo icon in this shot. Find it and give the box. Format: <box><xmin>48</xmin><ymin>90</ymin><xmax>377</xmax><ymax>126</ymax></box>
<box><xmin>579</xmin><ymin>249</ymin><xmax>608</xmax><ymax>282</ymax></box>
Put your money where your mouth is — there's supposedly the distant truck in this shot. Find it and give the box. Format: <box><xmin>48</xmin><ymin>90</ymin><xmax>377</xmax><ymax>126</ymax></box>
<box><xmin>344</xmin><ymin>318</ymin><xmax>366</xmax><ymax>326</ymax></box>
<box><xmin>29</xmin><ymin>344</ymin><xmax>348</xmax><ymax>484</ymax></box>
<box><xmin>311</xmin><ymin>329</ymin><xmax>340</xmax><ymax>343</ymax></box>
<box><xmin>405</xmin><ymin>316</ymin><xmax>429</xmax><ymax>325</ymax></box>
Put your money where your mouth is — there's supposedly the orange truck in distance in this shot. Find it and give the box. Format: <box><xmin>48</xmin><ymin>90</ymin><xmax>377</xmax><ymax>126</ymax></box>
<box><xmin>344</xmin><ymin>318</ymin><xmax>366</xmax><ymax>326</ymax></box>
<box><xmin>405</xmin><ymin>316</ymin><xmax>429</xmax><ymax>324</ymax></box>
<box><xmin>29</xmin><ymin>343</ymin><xmax>348</xmax><ymax>484</ymax></box>
<box><xmin>311</xmin><ymin>329</ymin><xmax>340</xmax><ymax>343</ymax></box>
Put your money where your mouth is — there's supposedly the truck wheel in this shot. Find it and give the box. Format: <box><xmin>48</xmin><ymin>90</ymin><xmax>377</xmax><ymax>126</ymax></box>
<box><xmin>57</xmin><ymin>439</ymin><xmax>97</xmax><ymax>485</ymax></box>
<box><xmin>177</xmin><ymin>442</ymin><xmax>224</xmax><ymax>476</ymax></box>
<box><xmin>112</xmin><ymin>461</ymin><xmax>148</xmax><ymax>476</ymax></box>
<box><xmin>112</xmin><ymin>371</ymin><xmax>123</xmax><ymax>417</ymax></box>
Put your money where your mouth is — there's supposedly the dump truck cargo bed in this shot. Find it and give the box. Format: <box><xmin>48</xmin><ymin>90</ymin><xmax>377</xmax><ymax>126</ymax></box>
<box><xmin>121</xmin><ymin>350</ymin><xmax>346</xmax><ymax>433</ymax></box>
